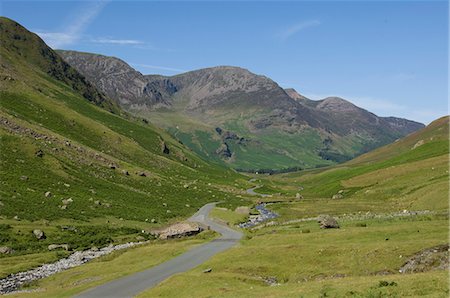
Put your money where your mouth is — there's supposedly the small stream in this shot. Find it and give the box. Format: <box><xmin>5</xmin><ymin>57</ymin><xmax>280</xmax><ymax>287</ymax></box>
<box><xmin>238</xmin><ymin>203</ymin><xmax>278</xmax><ymax>228</ymax></box>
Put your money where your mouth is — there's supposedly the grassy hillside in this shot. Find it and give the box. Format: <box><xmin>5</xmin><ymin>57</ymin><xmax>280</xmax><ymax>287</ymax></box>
<box><xmin>134</xmin><ymin>117</ymin><xmax>448</xmax><ymax>297</ymax></box>
<box><xmin>0</xmin><ymin>17</ymin><xmax>251</xmax><ymax>276</ymax></box>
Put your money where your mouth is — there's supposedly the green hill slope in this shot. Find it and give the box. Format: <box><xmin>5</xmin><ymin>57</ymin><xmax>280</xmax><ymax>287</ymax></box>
<box><xmin>0</xmin><ymin>17</ymin><xmax>248</xmax><ymax>268</ymax></box>
<box><xmin>268</xmin><ymin>115</ymin><xmax>449</xmax><ymax>214</ymax></box>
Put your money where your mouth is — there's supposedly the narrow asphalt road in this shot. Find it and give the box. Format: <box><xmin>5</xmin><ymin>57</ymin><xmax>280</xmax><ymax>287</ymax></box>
<box><xmin>246</xmin><ymin>186</ymin><xmax>270</xmax><ymax>197</ymax></box>
<box><xmin>75</xmin><ymin>203</ymin><xmax>242</xmax><ymax>298</ymax></box>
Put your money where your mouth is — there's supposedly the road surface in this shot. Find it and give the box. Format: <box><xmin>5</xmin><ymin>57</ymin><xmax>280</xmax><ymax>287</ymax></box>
<box><xmin>75</xmin><ymin>203</ymin><xmax>242</xmax><ymax>298</ymax></box>
<box><xmin>246</xmin><ymin>186</ymin><xmax>270</xmax><ymax>197</ymax></box>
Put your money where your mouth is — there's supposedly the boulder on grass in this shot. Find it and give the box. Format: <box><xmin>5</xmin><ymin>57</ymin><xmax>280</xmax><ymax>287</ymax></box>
<box><xmin>33</xmin><ymin>229</ymin><xmax>46</xmax><ymax>240</ymax></box>
<box><xmin>0</xmin><ymin>246</ymin><xmax>13</xmax><ymax>254</ymax></box>
<box><xmin>318</xmin><ymin>215</ymin><xmax>340</xmax><ymax>229</ymax></box>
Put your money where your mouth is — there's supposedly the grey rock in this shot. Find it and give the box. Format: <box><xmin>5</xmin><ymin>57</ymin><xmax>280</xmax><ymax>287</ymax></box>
<box><xmin>0</xmin><ymin>246</ymin><xmax>13</xmax><ymax>254</ymax></box>
<box><xmin>32</xmin><ymin>229</ymin><xmax>46</xmax><ymax>240</ymax></box>
<box><xmin>318</xmin><ymin>215</ymin><xmax>340</xmax><ymax>229</ymax></box>
<box><xmin>332</xmin><ymin>193</ymin><xmax>344</xmax><ymax>199</ymax></box>
<box><xmin>48</xmin><ymin>244</ymin><xmax>69</xmax><ymax>251</ymax></box>
<box><xmin>44</xmin><ymin>191</ymin><xmax>52</xmax><ymax>198</ymax></box>
<box><xmin>35</xmin><ymin>149</ymin><xmax>44</xmax><ymax>157</ymax></box>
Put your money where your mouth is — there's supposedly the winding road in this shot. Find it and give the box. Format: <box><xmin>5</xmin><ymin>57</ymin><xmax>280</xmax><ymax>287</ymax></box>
<box><xmin>75</xmin><ymin>203</ymin><xmax>242</xmax><ymax>298</ymax></box>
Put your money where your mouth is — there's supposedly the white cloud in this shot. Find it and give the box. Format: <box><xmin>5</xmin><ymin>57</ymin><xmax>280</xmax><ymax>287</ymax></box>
<box><xmin>131</xmin><ymin>63</ymin><xmax>187</xmax><ymax>73</ymax></box>
<box><xmin>36</xmin><ymin>1</ymin><xmax>108</xmax><ymax>48</ymax></box>
<box><xmin>278</xmin><ymin>20</ymin><xmax>321</xmax><ymax>41</ymax></box>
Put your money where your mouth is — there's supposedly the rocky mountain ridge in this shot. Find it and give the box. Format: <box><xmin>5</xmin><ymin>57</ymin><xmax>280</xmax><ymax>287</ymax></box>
<box><xmin>56</xmin><ymin>50</ymin><xmax>424</xmax><ymax>170</ymax></box>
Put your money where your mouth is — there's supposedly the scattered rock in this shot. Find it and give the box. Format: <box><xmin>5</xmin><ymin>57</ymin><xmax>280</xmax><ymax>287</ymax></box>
<box><xmin>135</xmin><ymin>236</ymin><xmax>145</xmax><ymax>241</ymax></box>
<box><xmin>0</xmin><ymin>241</ymin><xmax>147</xmax><ymax>294</ymax></box>
<box><xmin>94</xmin><ymin>200</ymin><xmax>101</xmax><ymax>205</ymax></box>
<box><xmin>138</xmin><ymin>171</ymin><xmax>147</xmax><ymax>177</ymax></box>
<box><xmin>32</xmin><ymin>229</ymin><xmax>46</xmax><ymax>240</ymax></box>
<box><xmin>13</xmin><ymin>215</ymin><xmax>20</xmax><ymax>221</ymax></box>
<box><xmin>109</xmin><ymin>163</ymin><xmax>117</xmax><ymax>169</ymax></box>
<box><xmin>122</xmin><ymin>170</ymin><xmax>129</xmax><ymax>176</ymax></box>
<box><xmin>295</xmin><ymin>193</ymin><xmax>303</xmax><ymax>200</ymax></box>
<box><xmin>332</xmin><ymin>193</ymin><xmax>344</xmax><ymax>199</ymax></box>
<box><xmin>20</xmin><ymin>176</ymin><xmax>28</xmax><ymax>181</ymax></box>
<box><xmin>35</xmin><ymin>149</ymin><xmax>44</xmax><ymax>157</ymax></box>
<box><xmin>61</xmin><ymin>198</ymin><xmax>73</xmax><ymax>205</ymax></box>
<box><xmin>399</xmin><ymin>244</ymin><xmax>449</xmax><ymax>273</ymax></box>
<box><xmin>48</xmin><ymin>244</ymin><xmax>69</xmax><ymax>251</ymax></box>
<box><xmin>318</xmin><ymin>215</ymin><xmax>339</xmax><ymax>229</ymax></box>
<box><xmin>44</xmin><ymin>191</ymin><xmax>52</xmax><ymax>198</ymax></box>
<box><xmin>263</xmin><ymin>276</ymin><xmax>279</xmax><ymax>286</ymax></box>
<box><xmin>203</xmin><ymin>268</ymin><xmax>212</xmax><ymax>273</ymax></box>
<box><xmin>0</xmin><ymin>246</ymin><xmax>13</xmax><ymax>254</ymax></box>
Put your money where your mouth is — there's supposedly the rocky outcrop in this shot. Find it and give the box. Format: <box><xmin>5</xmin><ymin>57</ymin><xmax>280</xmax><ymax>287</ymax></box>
<box><xmin>318</xmin><ymin>215</ymin><xmax>340</xmax><ymax>229</ymax></box>
<box><xmin>216</xmin><ymin>143</ymin><xmax>232</xmax><ymax>158</ymax></box>
<box><xmin>399</xmin><ymin>244</ymin><xmax>449</xmax><ymax>273</ymax></box>
<box><xmin>154</xmin><ymin>222</ymin><xmax>203</xmax><ymax>240</ymax></box>
<box><xmin>57</xmin><ymin>50</ymin><xmax>171</xmax><ymax>110</ymax></box>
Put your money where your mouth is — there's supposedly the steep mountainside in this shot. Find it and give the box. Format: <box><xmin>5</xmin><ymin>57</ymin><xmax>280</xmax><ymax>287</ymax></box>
<box><xmin>0</xmin><ymin>20</ymin><xmax>118</xmax><ymax>114</ymax></box>
<box><xmin>0</xmin><ymin>16</ymin><xmax>246</xmax><ymax>231</ymax></box>
<box><xmin>56</xmin><ymin>50</ymin><xmax>171</xmax><ymax>111</ymax></box>
<box><xmin>57</xmin><ymin>51</ymin><xmax>424</xmax><ymax>171</ymax></box>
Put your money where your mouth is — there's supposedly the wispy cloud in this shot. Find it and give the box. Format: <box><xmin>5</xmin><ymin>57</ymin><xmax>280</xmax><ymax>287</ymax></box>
<box><xmin>278</xmin><ymin>20</ymin><xmax>321</xmax><ymax>41</ymax></box>
<box><xmin>35</xmin><ymin>1</ymin><xmax>108</xmax><ymax>48</ymax></box>
<box><xmin>90</xmin><ymin>38</ymin><xmax>145</xmax><ymax>45</ymax></box>
<box><xmin>131</xmin><ymin>63</ymin><xmax>187</xmax><ymax>74</ymax></box>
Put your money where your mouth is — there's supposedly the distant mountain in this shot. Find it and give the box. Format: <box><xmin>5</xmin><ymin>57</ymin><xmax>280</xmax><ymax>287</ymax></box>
<box><xmin>56</xmin><ymin>51</ymin><xmax>425</xmax><ymax>170</ymax></box>
<box><xmin>57</xmin><ymin>50</ymin><xmax>171</xmax><ymax>111</ymax></box>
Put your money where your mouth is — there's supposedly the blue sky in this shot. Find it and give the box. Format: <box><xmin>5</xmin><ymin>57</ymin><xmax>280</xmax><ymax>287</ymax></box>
<box><xmin>2</xmin><ymin>1</ymin><xmax>448</xmax><ymax>124</ymax></box>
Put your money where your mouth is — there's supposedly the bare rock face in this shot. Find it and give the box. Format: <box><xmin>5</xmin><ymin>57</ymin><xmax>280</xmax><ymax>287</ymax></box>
<box><xmin>318</xmin><ymin>215</ymin><xmax>340</xmax><ymax>229</ymax></box>
<box><xmin>156</xmin><ymin>222</ymin><xmax>203</xmax><ymax>240</ymax></box>
<box><xmin>57</xmin><ymin>50</ymin><xmax>171</xmax><ymax>110</ymax></box>
<box><xmin>216</xmin><ymin>143</ymin><xmax>232</xmax><ymax>159</ymax></box>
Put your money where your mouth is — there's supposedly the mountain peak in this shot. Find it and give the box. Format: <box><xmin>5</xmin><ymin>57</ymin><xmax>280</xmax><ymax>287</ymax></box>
<box><xmin>316</xmin><ymin>97</ymin><xmax>358</xmax><ymax>112</ymax></box>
